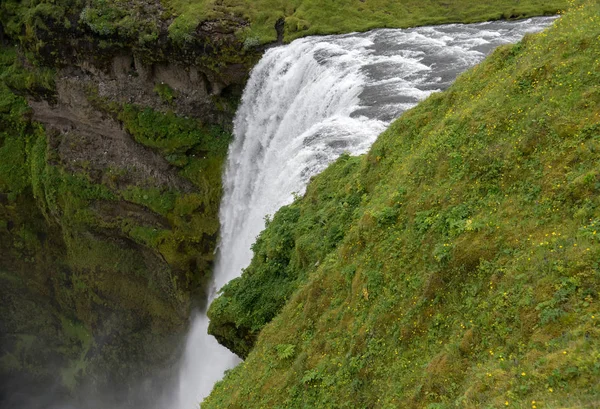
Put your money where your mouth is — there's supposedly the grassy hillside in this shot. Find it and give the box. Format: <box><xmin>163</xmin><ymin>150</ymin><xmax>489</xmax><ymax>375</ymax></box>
<box><xmin>205</xmin><ymin>2</ymin><xmax>600</xmax><ymax>408</ymax></box>
<box><xmin>165</xmin><ymin>0</ymin><xmax>568</xmax><ymax>44</ymax></box>
<box><xmin>1</xmin><ymin>0</ymin><xmax>568</xmax><ymax>51</ymax></box>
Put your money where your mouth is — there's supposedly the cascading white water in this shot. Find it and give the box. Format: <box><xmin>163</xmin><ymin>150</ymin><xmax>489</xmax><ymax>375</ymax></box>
<box><xmin>171</xmin><ymin>16</ymin><xmax>556</xmax><ymax>409</ymax></box>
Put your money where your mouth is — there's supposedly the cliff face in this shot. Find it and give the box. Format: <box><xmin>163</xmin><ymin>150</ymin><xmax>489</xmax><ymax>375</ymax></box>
<box><xmin>0</xmin><ymin>2</ymin><xmax>261</xmax><ymax>404</ymax></box>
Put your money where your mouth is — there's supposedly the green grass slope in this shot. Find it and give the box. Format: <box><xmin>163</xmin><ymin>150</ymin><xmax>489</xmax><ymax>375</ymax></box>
<box><xmin>1</xmin><ymin>0</ymin><xmax>568</xmax><ymax>52</ymax></box>
<box><xmin>205</xmin><ymin>2</ymin><xmax>600</xmax><ymax>408</ymax></box>
<box><xmin>166</xmin><ymin>0</ymin><xmax>568</xmax><ymax>44</ymax></box>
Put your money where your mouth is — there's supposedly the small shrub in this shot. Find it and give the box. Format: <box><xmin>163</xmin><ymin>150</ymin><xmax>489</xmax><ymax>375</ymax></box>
<box><xmin>153</xmin><ymin>82</ymin><xmax>176</xmax><ymax>104</ymax></box>
<box><xmin>275</xmin><ymin>343</ymin><xmax>295</xmax><ymax>360</ymax></box>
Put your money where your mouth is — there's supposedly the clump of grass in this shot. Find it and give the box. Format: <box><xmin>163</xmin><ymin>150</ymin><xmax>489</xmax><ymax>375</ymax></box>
<box><xmin>153</xmin><ymin>82</ymin><xmax>177</xmax><ymax>104</ymax></box>
<box><xmin>205</xmin><ymin>2</ymin><xmax>600</xmax><ymax>408</ymax></box>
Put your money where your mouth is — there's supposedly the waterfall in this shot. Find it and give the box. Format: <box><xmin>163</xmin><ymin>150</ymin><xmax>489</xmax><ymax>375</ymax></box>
<box><xmin>170</xmin><ymin>16</ymin><xmax>556</xmax><ymax>409</ymax></box>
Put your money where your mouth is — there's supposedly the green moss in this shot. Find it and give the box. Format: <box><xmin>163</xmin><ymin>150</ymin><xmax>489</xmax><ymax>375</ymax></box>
<box><xmin>114</xmin><ymin>103</ymin><xmax>230</xmax><ymax>281</ymax></box>
<box><xmin>0</xmin><ymin>0</ymin><xmax>69</xmax><ymax>39</ymax></box>
<box><xmin>121</xmin><ymin>186</ymin><xmax>177</xmax><ymax>216</ymax></box>
<box><xmin>79</xmin><ymin>0</ymin><xmax>158</xmax><ymax>40</ymax></box>
<box><xmin>0</xmin><ymin>133</ymin><xmax>28</xmax><ymax>198</ymax></box>
<box><xmin>0</xmin><ymin>42</ymin><xmax>209</xmax><ymax>400</ymax></box>
<box><xmin>118</xmin><ymin>104</ymin><xmax>231</xmax><ymax>157</ymax></box>
<box><xmin>205</xmin><ymin>2</ymin><xmax>600</xmax><ymax>408</ymax></box>
<box><xmin>127</xmin><ymin>224</ymin><xmax>169</xmax><ymax>247</ymax></box>
<box><xmin>153</xmin><ymin>82</ymin><xmax>177</xmax><ymax>104</ymax></box>
<box><xmin>0</xmin><ymin>47</ymin><xmax>54</xmax><ymax>202</ymax></box>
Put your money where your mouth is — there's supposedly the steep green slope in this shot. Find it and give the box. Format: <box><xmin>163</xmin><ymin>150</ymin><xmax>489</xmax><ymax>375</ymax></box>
<box><xmin>206</xmin><ymin>2</ymin><xmax>600</xmax><ymax>408</ymax></box>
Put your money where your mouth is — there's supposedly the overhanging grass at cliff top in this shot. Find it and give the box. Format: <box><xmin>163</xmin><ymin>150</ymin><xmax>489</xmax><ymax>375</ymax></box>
<box><xmin>205</xmin><ymin>2</ymin><xmax>600</xmax><ymax>408</ymax></box>
<box><xmin>165</xmin><ymin>0</ymin><xmax>568</xmax><ymax>43</ymax></box>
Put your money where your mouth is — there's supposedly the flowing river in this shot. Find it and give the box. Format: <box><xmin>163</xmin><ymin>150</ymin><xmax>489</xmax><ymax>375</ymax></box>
<box><xmin>171</xmin><ymin>16</ymin><xmax>556</xmax><ymax>409</ymax></box>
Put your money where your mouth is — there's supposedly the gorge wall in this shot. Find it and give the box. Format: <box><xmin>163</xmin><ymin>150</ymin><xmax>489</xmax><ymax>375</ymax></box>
<box><xmin>0</xmin><ymin>2</ymin><xmax>259</xmax><ymax>406</ymax></box>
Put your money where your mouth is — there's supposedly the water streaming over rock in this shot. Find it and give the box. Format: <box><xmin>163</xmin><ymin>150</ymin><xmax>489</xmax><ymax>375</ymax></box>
<box><xmin>171</xmin><ymin>16</ymin><xmax>556</xmax><ymax>409</ymax></box>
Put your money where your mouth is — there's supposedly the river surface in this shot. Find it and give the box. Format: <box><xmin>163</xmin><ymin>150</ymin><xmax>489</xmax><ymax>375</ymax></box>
<box><xmin>170</xmin><ymin>16</ymin><xmax>557</xmax><ymax>409</ymax></box>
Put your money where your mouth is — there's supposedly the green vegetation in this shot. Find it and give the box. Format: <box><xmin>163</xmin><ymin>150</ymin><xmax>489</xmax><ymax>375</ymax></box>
<box><xmin>165</xmin><ymin>0</ymin><xmax>569</xmax><ymax>45</ymax></box>
<box><xmin>206</xmin><ymin>2</ymin><xmax>600</xmax><ymax>408</ymax></box>
<box><xmin>0</xmin><ymin>44</ymin><xmax>75</xmax><ymax>398</ymax></box>
<box><xmin>209</xmin><ymin>154</ymin><xmax>364</xmax><ymax>358</ymax></box>
<box><xmin>0</xmin><ymin>47</ymin><xmax>53</xmax><ymax>204</ymax></box>
<box><xmin>154</xmin><ymin>82</ymin><xmax>177</xmax><ymax>104</ymax></box>
<box><xmin>0</xmin><ymin>0</ymin><xmax>588</xmax><ymax>404</ymax></box>
<box><xmin>116</xmin><ymin>103</ymin><xmax>232</xmax><ymax>273</ymax></box>
<box><xmin>1</xmin><ymin>0</ymin><xmax>569</xmax><ymax>56</ymax></box>
<box><xmin>0</xmin><ymin>42</ymin><xmax>231</xmax><ymax>399</ymax></box>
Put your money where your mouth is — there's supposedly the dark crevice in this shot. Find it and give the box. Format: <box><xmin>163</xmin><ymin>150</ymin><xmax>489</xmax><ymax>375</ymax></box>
<box><xmin>0</xmin><ymin>22</ymin><xmax>5</xmax><ymax>46</ymax></box>
<box><xmin>275</xmin><ymin>17</ymin><xmax>285</xmax><ymax>44</ymax></box>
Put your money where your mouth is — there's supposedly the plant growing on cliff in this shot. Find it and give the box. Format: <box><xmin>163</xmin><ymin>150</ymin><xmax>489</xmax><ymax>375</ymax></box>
<box><xmin>153</xmin><ymin>82</ymin><xmax>177</xmax><ymax>104</ymax></box>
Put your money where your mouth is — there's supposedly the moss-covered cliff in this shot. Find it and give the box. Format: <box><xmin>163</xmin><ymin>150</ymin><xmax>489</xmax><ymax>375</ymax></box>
<box><xmin>206</xmin><ymin>2</ymin><xmax>600</xmax><ymax>407</ymax></box>
<box><xmin>0</xmin><ymin>43</ymin><xmax>238</xmax><ymax>406</ymax></box>
<box><xmin>0</xmin><ymin>0</ymin><xmax>575</xmax><ymax>406</ymax></box>
<box><xmin>0</xmin><ymin>4</ymin><xmax>255</xmax><ymax>401</ymax></box>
